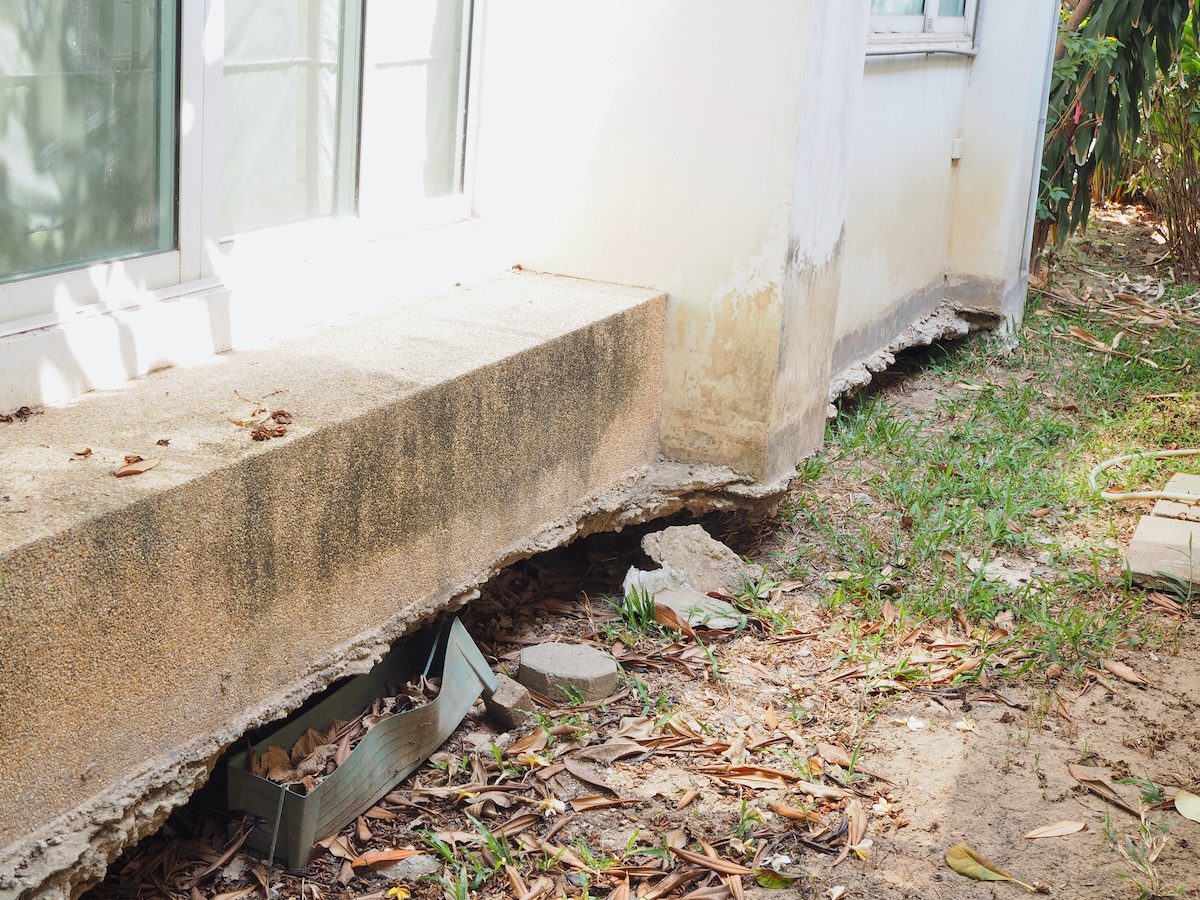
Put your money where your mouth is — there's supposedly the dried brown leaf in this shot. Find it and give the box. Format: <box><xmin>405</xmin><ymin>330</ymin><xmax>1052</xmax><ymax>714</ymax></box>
<box><xmin>669</xmin><ymin>846</ymin><xmax>752</xmax><ymax>876</ymax></box>
<box><xmin>1023</xmin><ymin>820</ymin><xmax>1086</xmax><ymax>839</ymax></box>
<box><xmin>1067</xmin><ymin>763</ymin><xmax>1142</xmax><ymax>817</ymax></box>
<box><xmin>562</xmin><ymin>757</ymin><xmax>617</xmax><ymax>794</ymax></box>
<box><xmin>1101</xmin><ymin>658</ymin><xmax>1150</xmax><ymax>686</ymax></box>
<box><xmin>350</xmin><ymin>847</ymin><xmax>425</xmax><ymax>867</ymax></box>
<box><xmin>766</xmin><ymin>799</ymin><xmax>820</xmax><ymax>824</ymax></box>
<box><xmin>113</xmin><ymin>456</ymin><xmax>160</xmax><ymax>477</ymax></box>
<box><xmin>504</xmin><ymin>728</ymin><xmax>550</xmax><ymax>757</ymax></box>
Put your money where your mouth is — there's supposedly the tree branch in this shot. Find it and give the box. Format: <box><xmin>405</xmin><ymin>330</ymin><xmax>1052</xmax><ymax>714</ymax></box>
<box><xmin>1055</xmin><ymin>0</ymin><xmax>1096</xmax><ymax>60</ymax></box>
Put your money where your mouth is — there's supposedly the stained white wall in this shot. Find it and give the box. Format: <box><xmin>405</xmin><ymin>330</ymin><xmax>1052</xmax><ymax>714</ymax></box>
<box><xmin>834</xmin><ymin>0</ymin><xmax>1056</xmax><ymax>374</ymax></box>
<box><xmin>473</xmin><ymin>0</ymin><xmax>868</xmax><ymax>479</ymax></box>
<box><xmin>835</xmin><ymin>55</ymin><xmax>970</xmax><ymax>371</ymax></box>
<box><xmin>948</xmin><ymin>0</ymin><xmax>1058</xmax><ymax>322</ymax></box>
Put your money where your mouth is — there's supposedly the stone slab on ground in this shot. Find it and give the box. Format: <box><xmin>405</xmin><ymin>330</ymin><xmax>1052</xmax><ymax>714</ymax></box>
<box><xmin>641</xmin><ymin>525</ymin><xmax>751</xmax><ymax>595</ymax></box>
<box><xmin>1151</xmin><ymin>473</ymin><xmax>1200</xmax><ymax>523</ymax></box>
<box><xmin>517</xmin><ymin>643</ymin><xmax>618</xmax><ymax>702</ymax></box>
<box><xmin>1126</xmin><ymin>514</ymin><xmax>1200</xmax><ymax>588</ymax></box>
<box><xmin>654</xmin><ymin>586</ymin><xmax>743</xmax><ymax>630</ymax></box>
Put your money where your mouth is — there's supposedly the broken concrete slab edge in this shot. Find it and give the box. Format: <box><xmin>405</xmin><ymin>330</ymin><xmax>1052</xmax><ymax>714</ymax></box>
<box><xmin>0</xmin><ymin>457</ymin><xmax>789</xmax><ymax>900</ymax></box>
<box><xmin>826</xmin><ymin>302</ymin><xmax>1001</xmax><ymax>416</ymax></box>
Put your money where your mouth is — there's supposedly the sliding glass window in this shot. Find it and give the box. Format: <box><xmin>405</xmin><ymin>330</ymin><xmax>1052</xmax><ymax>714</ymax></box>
<box><xmin>221</xmin><ymin>0</ymin><xmax>361</xmax><ymax>237</ymax></box>
<box><xmin>0</xmin><ymin>2</ymin><xmax>177</xmax><ymax>284</ymax></box>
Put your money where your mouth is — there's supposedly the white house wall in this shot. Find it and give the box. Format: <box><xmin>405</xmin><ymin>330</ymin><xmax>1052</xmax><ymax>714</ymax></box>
<box><xmin>948</xmin><ymin>0</ymin><xmax>1059</xmax><ymax>322</ymax></box>
<box><xmin>835</xmin><ymin>54</ymin><xmax>970</xmax><ymax>374</ymax></box>
<box><xmin>834</xmin><ymin>0</ymin><xmax>1056</xmax><ymax>381</ymax></box>
<box><xmin>473</xmin><ymin>0</ymin><xmax>868</xmax><ymax>481</ymax></box>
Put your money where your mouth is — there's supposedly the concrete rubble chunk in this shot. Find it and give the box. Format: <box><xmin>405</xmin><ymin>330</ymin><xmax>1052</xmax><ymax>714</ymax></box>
<box><xmin>517</xmin><ymin>643</ymin><xmax>619</xmax><ymax>702</ymax></box>
<box><xmin>640</xmin><ymin>524</ymin><xmax>752</xmax><ymax>594</ymax></box>
<box><xmin>484</xmin><ymin>672</ymin><xmax>536</xmax><ymax>728</ymax></box>
<box><xmin>624</xmin><ymin>525</ymin><xmax>753</xmax><ymax>609</ymax></box>
<box><xmin>377</xmin><ymin>853</ymin><xmax>444</xmax><ymax>880</ymax></box>
<box><xmin>654</xmin><ymin>585</ymin><xmax>743</xmax><ymax>630</ymax></box>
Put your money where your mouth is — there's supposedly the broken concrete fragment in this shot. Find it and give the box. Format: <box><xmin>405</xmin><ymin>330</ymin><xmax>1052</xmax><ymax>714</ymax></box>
<box><xmin>654</xmin><ymin>585</ymin><xmax>742</xmax><ymax>630</ymax></box>
<box><xmin>484</xmin><ymin>672</ymin><xmax>535</xmax><ymax>728</ymax></box>
<box><xmin>641</xmin><ymin>524</ymin><xmax>751</xmax><ymax>595</ymax></box>
<box><xmin>375</xmin><ymin>853</ymin><xmax>443</xmax><ymax>880</ymax></box>
<box><xmin>1125</xmin><ymin>514</ymin><xmax>1200</xmax><ymax>588</ymax></box>
<box><xmin>517</xmin><ymin>643</ymin><xmax>619</xmax><ymax>702</ymax></box>
<box><xmin>621</xmin><ymin>564</ymin><xmax>683</xmax><ymax>598</ymax></box>
<box><xmin>1151</xmin><ymin>473</ymin><xmax>1200</xmax><ymax>522</ymax></box>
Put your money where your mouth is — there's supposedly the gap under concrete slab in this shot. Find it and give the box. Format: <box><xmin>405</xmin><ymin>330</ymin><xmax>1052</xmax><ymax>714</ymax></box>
<box><xmin>0</xmin><ymin>272</ymin><xmax>789</xmax><ymax>899</ymax></box>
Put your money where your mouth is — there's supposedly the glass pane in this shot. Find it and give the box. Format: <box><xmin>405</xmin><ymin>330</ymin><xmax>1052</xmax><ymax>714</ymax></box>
<box><xmin>222</xmin><ymin>0</ymin><xmax>356</xmax><ymax>236</ymax></box>
<box><xmin>359</xmin><ymin>0</ymin><xmax>469</xmax><ymax>218</ymax></box>
<box><xmin>939</xmin><ymin>0</ymin><xmax>967</xmax><ymax>14</ymax></box>
<box><xmin>870</xmin><ymin>0</ymin><xmax>924</xmax><ymax>13</ymax></box>
<box><xmin>0</xmin><ymin>2</ymin><xmax>176</xmax><ymax>284</ymax></box>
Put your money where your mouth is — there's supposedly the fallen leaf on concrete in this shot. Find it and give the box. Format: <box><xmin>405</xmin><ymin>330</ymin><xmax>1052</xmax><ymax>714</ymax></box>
<box><xmin>350</xmin><ymin>848</ymin><xmax>425</xmax><ymax>867</ymax></box>
<box><xmin>1023</xmin><ymin>821</ymin><xmax>1086</xmax><ymax>839</ymax></box>
<box><xmin>114</xmin><ymin>456</ymin><xmax>160</xmax><ymax>477</ymax></box>
<box><xmin>1067</xmin><ymin>763</ymin><xmax>1142</xmax><ymax>818</ymax></box>
<box><xmin>1175</xmin><ymin>788</ymin><xmax>1200</xmax><ymax>823</ymax></box>
<box><xmin>944</xmin><ymin>842</ymin><xmax>1036</xmax><ymax>891</ymax></box>
<box><xmin>73</xmin><ymin>448</ymin><xmax>92</xmax><ymax>457</ymax></box>
<box><xmin>1101</xmin><ymin>658</ymin><xmax>1149</xmax><ymax>686</ymax></box>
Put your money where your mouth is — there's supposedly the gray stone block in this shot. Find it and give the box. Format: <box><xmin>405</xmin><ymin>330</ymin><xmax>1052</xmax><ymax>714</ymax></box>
<box><xmin>517</xmin><ymin>643</ymin><xmax>619</xmax><ymax>703</ymax></box>
<box><xmin>484</xmin><ymin>672</ymin><xmax>536</xmax><ymax>728</ymax></box>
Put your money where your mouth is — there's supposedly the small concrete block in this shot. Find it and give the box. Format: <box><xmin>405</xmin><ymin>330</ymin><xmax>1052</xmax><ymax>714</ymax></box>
<box><xmin>1125</xmin><ymin>514</ymin><xmax>1200</xmax><ymax>587</ymax></box>
<box><xmin>517</xmin><ymin>643</ymin><xmax>619</xmax><ymax>703</ymax></box>
<box><xmin>376</xmin><ymin>853</ymin><xmax>444</xmax><ymax>880</ymax></box>
<box><xmin>1151</xmin><ymin>473</ymin><xmax>1200</xmax><ymax>523</ymax></box>
<box><xmin>655</xmin><ymin>586</ymin><xmax>743</xmax><ymax>630</ymax></box>
<box><xmin>641</xmin><ymin>524</ymin><xmax>750</xmax><ymax>594</ymax></box>
<box><xmin>484</xmin><ymin>672</ymin><xmax>535</xmax><ymax>728</ymax></box>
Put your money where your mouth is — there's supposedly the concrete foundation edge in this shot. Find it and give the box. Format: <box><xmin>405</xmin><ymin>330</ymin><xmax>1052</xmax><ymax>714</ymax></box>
<box><xmin>0</xmin><ymin>459</ymin><xmax>787</xmax><ymax>900</ymax></box>
<box><xmin>827</xmin><ymin>300</ymin><xmax>1000</xmax><ymax>415</ymax></box>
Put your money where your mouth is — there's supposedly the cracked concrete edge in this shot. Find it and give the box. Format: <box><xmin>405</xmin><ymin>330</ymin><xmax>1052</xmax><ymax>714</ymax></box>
<box><xmin>0</xmin><ymin>458</ymin><xmax>787</xmax><ymax>900</ymax></box>
<box><xmin>826</xmin><ymin>301</ymin><xmax>1000</xmax><ymax>416</ymax></box>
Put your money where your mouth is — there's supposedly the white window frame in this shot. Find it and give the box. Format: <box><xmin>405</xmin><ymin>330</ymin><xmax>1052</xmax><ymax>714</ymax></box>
<box><xmin>0</xmin><ymin>1</ymin><xmax>200</xmax><ymax>335</ymax></box>
<box><xmin>1</xmin><ymin>0</ymin><xmax>480</xmax><ymax>339</ymax></box>
<box><xmin>867</xmin><ymin>0</ymin><xmax>980</xmax><ymax>56</ymax></box>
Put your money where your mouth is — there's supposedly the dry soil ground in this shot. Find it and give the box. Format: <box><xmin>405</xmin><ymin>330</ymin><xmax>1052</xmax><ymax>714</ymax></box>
<box><xmin>94</xmin><ymin>208</ymin><xmax>1200</xmax><ymax>900</ymax></box>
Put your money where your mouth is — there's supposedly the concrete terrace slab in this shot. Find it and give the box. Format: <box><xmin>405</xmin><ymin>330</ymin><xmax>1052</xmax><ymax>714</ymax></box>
<box><xmin>0</xmin><ymin>272</ymin><xmax>691</xmax><ymax>898</ymax></box>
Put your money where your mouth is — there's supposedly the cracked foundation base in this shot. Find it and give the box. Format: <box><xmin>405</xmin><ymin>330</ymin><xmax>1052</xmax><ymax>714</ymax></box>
<box><xmin>0</xmin><ymin>458</ymin><xmax>788</xmax><ymax>900</ymax></box>
<box><xmin>827</xmin><ymin>301</ymin><xmax>1000</xmax><ymax>415</ymax></box>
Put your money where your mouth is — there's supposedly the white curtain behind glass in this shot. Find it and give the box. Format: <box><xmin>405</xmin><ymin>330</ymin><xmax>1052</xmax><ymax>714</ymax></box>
<box><xmin>358</xmin><ymin>0</ymin><xmax>466</xmax><ymax>223</ymax></box>
<box><xmin>222</xmin><ymin>0</ymin><xmax>347</xmax><ymax>236</ymax></box>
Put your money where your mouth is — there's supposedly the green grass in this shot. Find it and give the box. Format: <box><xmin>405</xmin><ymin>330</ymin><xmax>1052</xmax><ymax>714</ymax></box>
<box><xmin>780</xmin><ymin>287</ymin><xmax>1200</xmax><ymax>681</ymax></box>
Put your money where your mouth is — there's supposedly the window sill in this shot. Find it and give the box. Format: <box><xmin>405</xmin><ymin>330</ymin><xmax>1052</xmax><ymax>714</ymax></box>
<box><xmin>865</xmin><ymin>36</ymin><xmax>976</xmax><ymax>57</ymax></box>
